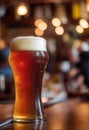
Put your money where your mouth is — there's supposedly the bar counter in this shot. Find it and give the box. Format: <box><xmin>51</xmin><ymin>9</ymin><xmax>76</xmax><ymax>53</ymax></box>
<box><xmin>0</xmin><ymin>97</ymin><xmax>89</xmax><ymax>130</ymax></box>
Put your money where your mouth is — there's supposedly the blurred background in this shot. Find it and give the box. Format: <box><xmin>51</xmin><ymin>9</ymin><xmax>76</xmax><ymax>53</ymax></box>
<box><xmin>0</xmin><ymin>0</ymin><xmax>89</xmax><ymax>103</ymax></box>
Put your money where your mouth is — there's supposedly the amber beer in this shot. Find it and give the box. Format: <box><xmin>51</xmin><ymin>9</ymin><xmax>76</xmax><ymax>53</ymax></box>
<box><xmin>9</xmin><ymin>36</ymin><xmax>49</xmax><ymax>122</ymax></box>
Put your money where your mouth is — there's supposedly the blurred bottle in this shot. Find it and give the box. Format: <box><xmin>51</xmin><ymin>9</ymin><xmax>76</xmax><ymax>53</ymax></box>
<box><xmin>0</xmin><ymin>74</ymin><xmax>5</xmax><ymax>92</ymax></box>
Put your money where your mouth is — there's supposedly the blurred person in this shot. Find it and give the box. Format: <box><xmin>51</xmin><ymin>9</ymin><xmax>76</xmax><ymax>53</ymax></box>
<box><xmin>76</xmin><ymin>51</ymin><xmax>89</xmax><ymax>87</ymax></box>
<box><xmin>0</xmin><ymin>39</ymin><xmax>14</xmax><ymax>94</ymax></box>
<box><xmin>76</xmin><ymin>51</ymin><xmax>89</xmax><ymax>97</ymax></box>
<box><xmin>76</xmin><ymin>40</ymin><xmax>89</xmax><ymax>97</ymax></box>
<box><xmin>62</xmin><ymin>45</ymin><xmax>88</xmax><ymax>96</ymax></box>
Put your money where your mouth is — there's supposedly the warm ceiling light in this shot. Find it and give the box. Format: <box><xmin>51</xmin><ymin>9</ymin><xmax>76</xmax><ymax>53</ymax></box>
<box><xmin>79</xmin><ymin>18</ymin><xmax>89</xmax><ymax>29</ymax></box>
<box><xmin>34</xmin><ymin>19</ymin><xmax>43</xmax><ymax>27</ymax></box>
<box><xmin>76</xmin><ymin>25</ymin><xmax>84</xmax><ymax>33</ymax></box>
<box><xmin>52</xmin><ymin>18</ymin><xmax>61</xmax><ymax>27</ymax></box>
<box><xmin>34</xmin><ymin>19</ymin><xmax>47</xmax><ymax>31</ymax></box>
<box><xmin>16</xmin><ymin>3</ymin><xmax>29</xmax><ymax>16</ymax></box>
<box><xmin>37</xmin><ymin>21</ymin><xmax>47</xmax><ymax>31</ymax></box>
<box><xmin>55</xmin><ymin>26</ymin><xmax>64</xmax><ymax>35</ymax></box>
<box><xmin>35</xmin><ymin>28</ymin><xmax>44</xmax><ymax>36</ymax></box>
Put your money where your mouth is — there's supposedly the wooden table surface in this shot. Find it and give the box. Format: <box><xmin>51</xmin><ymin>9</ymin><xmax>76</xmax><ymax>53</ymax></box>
<box><xmin>0</xmin><ymin>98</ymin><xmax>89</xmax><ymax>130</ymax></box>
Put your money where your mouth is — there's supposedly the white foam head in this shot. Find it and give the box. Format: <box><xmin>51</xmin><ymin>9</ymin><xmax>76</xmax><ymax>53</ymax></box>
<box><xmin>10</xmin><ymin>36</ymin><xmax>47</xmax><ymax>51</ymax></box>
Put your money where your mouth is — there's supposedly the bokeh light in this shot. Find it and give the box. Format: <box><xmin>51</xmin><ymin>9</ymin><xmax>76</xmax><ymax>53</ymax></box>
<box><xmin>79</xmin><ymin>19</ymin><xmax>89</xmax><ymax>29</ymax></box>
<box><xmin>16</xmin><ymin>3</ymin><xmax>29</xmax><ymax>16</ymax></box>
<box><xmin>52</xmin><ymin>18</ymin><xmax>61</xmax><ymax>27</ymax></box>
<box><xmin>55</xmin><ymin>26</ymin><xmax>64</xmax><ymax>35</ymax></box>
<box><xmin>76</xmin><ymin>25</ymin><xmax>84</xmax><ymax>33</ymax></box>
<box><xmin>35</xmin><ymin>28</ymin><xmax>44</xmax><ymax>36</ymax></box>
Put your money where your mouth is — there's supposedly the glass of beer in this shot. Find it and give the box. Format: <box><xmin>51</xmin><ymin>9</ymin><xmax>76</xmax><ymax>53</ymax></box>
<box><xmin>9</xmin><ymin>36</ymin><xmax>49</xmax><ymax>122</ymax></box>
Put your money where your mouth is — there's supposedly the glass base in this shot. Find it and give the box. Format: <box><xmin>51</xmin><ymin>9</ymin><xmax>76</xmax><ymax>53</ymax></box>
<box><xmin>13</xmin><ymin>116</ymin><xmax>46</xmax><ymax>123</ymax></box>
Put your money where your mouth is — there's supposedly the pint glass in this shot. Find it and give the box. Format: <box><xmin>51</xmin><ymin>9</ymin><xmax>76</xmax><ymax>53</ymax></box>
<box><xmin>9</xmin><ymin>36</ymin><xmax>49</xmax><ymax>122</ymax></box>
